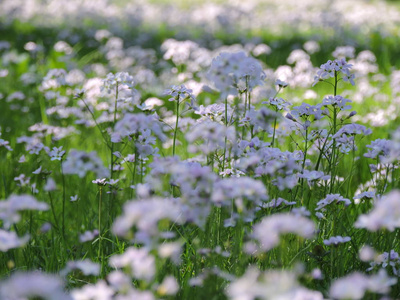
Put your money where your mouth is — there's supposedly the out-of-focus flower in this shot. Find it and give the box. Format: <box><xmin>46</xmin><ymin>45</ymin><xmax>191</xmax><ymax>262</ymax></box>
<box><xmin>323</xmin><ymin>236</ymin><xmax>351</xmax><ymax>246</ymax></box>
<box><xmin>251</xmin><ymin>213</ymin><xmax>315</xmax><ymax>252</ymax></box>
<box><xmin>355</xmin><ymin>190</ymin><xmax>400</xmax><ymax>231</ymax></box>
<box><xmin>0</xmin><ymin>271</ymin><xmax>71</xmax><ymax>300</ymax></box>
<box><xmin>329</xmin><ymin>270</ymin><xmax>396</xmax><ymax>299</ymax></box>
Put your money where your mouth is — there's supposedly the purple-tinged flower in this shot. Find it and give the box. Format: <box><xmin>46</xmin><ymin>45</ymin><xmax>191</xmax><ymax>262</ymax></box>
<box><xmin>71</xmin><ymin>280</ymin><xmax>113</xmax><ymax>300</ymax></box>
<box><xmin>263</xmin><ymin>97</ymin><xmax>291</xmax><ymax>111</ymax></box>
<box><xmin>322</xmin><ymin>95</ymin><xmax>352</xmax><ymax>110</ymax></box>
<box><xmin>62</xmin><ymin>259</ymin><xmax>100</xmax><ymax>277</ymax></box>
<box><xmin>323</xmin><ymin>236</ymin><xmax>351</xmax><ymax>246</ymax></box>
<box><xmin>291</xmin><ymin>103</ymin><xmax>327</xmax><ymax>121</ymax></box>
<box><xmin>315</xmin><ymin>194</ymin><xmax>351</xmax><ymax>211</ymax></box>
<box><xmin>79</xmin><ymin>229</ymin><xmax>99</xmax><ymax>243</ymax></box>
<box><xmin>313</xmin><ymin>58</ymin><xmax>355</xmax><ymax>87</ymax></box>
<box><xmin>208</xmin><ymin>51</ymin><xmax>266</xmax><ymax>96</ymax></box>
<box><xmin>63</xmin><ymin>150</ymin><xmax>109</xmax><ymax>179</ymax></box>
<box><xmin>252</xmin><ymin>213</ymin><xmax>315</xmax><ymax>251</ymax></box>
<box><xmin>49</xmin><ymin>146</ymin><xmax>66</xmax><ymax>161</ymax></box>
<box><xmin>109</xmin><ymin>247</ymin><xmax>155</xmax><ymax>281</ymax></box>
<box><xmin>164</xmin><ymin>84</ymin><xmax>195</xmax><ymax>104</ymax></box>
<box><xmin>355</xmin><ymin>190</ymin><xmax>400</xmax><ymax>231</ymax></box>
<box><xmin>0</xmin><ymin>230</ymin><xmax>29</xmax><ymax>252</ymax></box>
<box><xmin>329</xmin><ymin>270</ymin><xmax>396</xmax><ymax>300</ymax></box>
<box><xmin>0</xmin><ymin>271</ymin><xmax>71</xmax><ymax>300</ymax></box>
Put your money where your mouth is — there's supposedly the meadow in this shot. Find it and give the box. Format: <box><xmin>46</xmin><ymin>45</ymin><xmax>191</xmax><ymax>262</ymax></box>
<box><xmin>1</xmin><ymin>0</ymin><xmax>400</xmax><ymax>299</ymax></box>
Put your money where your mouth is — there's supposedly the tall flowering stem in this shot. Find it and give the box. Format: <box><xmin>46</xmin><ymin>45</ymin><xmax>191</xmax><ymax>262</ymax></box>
<box><xmin>312</xmin><ymin>59</ymin><xmax>355</xmax><ymax>192</ymax></box>
<box><xmin>173</xmin><ymin>97</ymin><xmax>180</xmax><ymax>157</ymax></box>
<box><xmin>164</xmin><ymin>85</ymin><xmax>195</xmax><ymax>157</ymax></box>
<box><xmin>222</xmin><ymin>97</ymin><xmax>228</xmax><ymax>172</ymax></box>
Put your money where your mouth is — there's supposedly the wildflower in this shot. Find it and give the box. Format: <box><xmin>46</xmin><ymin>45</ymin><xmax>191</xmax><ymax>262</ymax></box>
<box><xmin>329</xmin><ymin>270</ymin><xmax>396</xmax><ymax>299</ymax></box>
<box><xmin>359</xmin><ymin>245</ymin><xmax>376</xmax><ymax>262</ymax></box>
<box><xmin>364</xmin><ymin>139</ymin><xmax>392</xmax><ymax>160</ymax></box>
<box><xmin>62</xmin><ymin>150</ymin><xmax>109</xmax><ymax>178</ymax></box>
<box><xmin>158</xmin><ymin>242</ymin><xmax>182</xmax><ymax>265</ymax></box>
<box><xmin>44</xmin><ymin>177</ymin><xmax>57</xmax><ymax>192</ymax></box>
<box><xmin>0</xmin><ymin>132</ymin><xmax>12</xmax><ymax>151</ymax></box>
<box><xmin>186</xmin><ymin>120</ymin><xmax>232</xmax><ymax>155</ymax></box>
<box><xmin>263</xmin><ymin>97</ymin><xmax>291</xmax><ymax>111</ymax></box>
<box><xmin>227</xmin><ymin>267</ymin><xmax>323</xmax><ymax>300</ymax></box>
<box><xmin>62</xmin><ymin>259</ymin><xmax>100</xmax><ymax>277</ymax></box>
<box><xmin>0</xmin><ymin>230</ymin><xmax>30</xmax><ymax>252</ymax></box>
<box><xmin>315</xmin><ymin>194</ymin><xmax>351</xmax><ymax>211</ymax></box>
<box><xmin>0</xmin><ymin>194</ymin><xmax>48</xmax><ymax>229</ymax></box>
<box><xmin>252</xmin><ymin>213</ymin><xmax>315</xmax><ymax>251</ymax></box>
<box><xmin>70</xmin><ymin>195</ymin><xmax>79</xmax><ymax>202</ymax></box>
<box><xmin>110</xmin><ymin>113</ymin><xmax>166</xmax><ymax>143</ymax></box>
<box><xmin>298</xmin><ymin>170</ymin><xmax>330</xmax><ymax>186</ymax></box>
<box><xmin>92</xmin><ymin>178</ymin><xmax>107</xmax><ymax>186</ymax></box>
<box><xmin>112</xmin><ymin>197</ymin><xmax>185</xmax><ymax>245</ymax></box>
<box><xmin>275</xmin><ymin>79</ymin><xmax>288</xmax><ymax>88</ymax></box>
<box><xmin>164</xmin><ymin>84</ymin><xmax>195</xmax><ymax>103</ymax></box>
<box><xmin>323</xmin><ymin>236</ymin><xmax>351</xmax><ymax>246</ymax></box>
<box><xmin>312</xmin><ymin>58</ymin><xmax>355</xmax><ymax>87</ymax></box>
<box><xmin>332</xmin><ymin>46</ymin><xmax>355</xmax><ymax>59</ymax></box>
<box><xmin>79</xmin><ymin>230</ymin><xmax>99</xmax><ymax>243</ymax></box>
<box><xmin>263</xmin><ymin>198</ymin><xmax>296</xmax><ymax>208</ymax></box>
<box><xmin>71</xmin><ymin>280</ymin><xmax>113</xmax><ymax>300</ymax></box>
<box><xmin>355</xmin><ymin>190</ymin><xmax>400</xmax><ymax>231</ymax></box>
<box><xmin>49</xmin><ymin>146</ymin><xmax>66</xmax><ymax>161</ymax></box>
<box><xmin>290</xmin><ymin>103</ymin><xmax>327</xmax><ymax>121</ymax></box>
<box><xmin>14</xmin><ymin>173</ymin><xmax>30</xmax><ymax>187</ymax></box>
<box><xmin>109</xmin><ymin>247</ymin><xmax>156</xmax><ymax>281</ymax></box>
<box><xmin>208</xmin><ymin>51</ymin><xmax>266</xmax><ymax>96</ymax></box>
<box><xmin>322</xmin><ymin>95</ymin><xmax>352</xmax><ymax>110</ymax></box>
<box><xmin>157</xmin><ymin>276</ymin><xmax>179</xmax><ymax>296</ymax></box>
<box><xmin>0</xmin><ymin>271</ymin><xmax>70</xmax><ymax>300</ymax></box>
<box><xmin>101</xmin><ymin>72</ymin><xmax>135</xmax><ymax>93</ymax></box>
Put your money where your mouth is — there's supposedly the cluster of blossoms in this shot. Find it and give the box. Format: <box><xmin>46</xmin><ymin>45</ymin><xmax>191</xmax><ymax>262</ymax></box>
<box><xmin>329</xmin><ymin>270</ymin><xmax>396</xmax><ymax>299</ymax></box>
<box><xmin>146</xmin><ymin>157</ymin><xmax>217</xmax><ymax>227</ymax></box>
<box><xmin>211</xmin><ymin>177</ymin><xmax>268</xmax><ymax>226</ymax></box>
<box><xmin>355</xmin><ymin>190</ymin><xmax>400</xmax><ymax>231</ymax></box>
<box><xmin>164</xmin><ymin>84</ymin><xmax>196</xmax><ymax>104</ymax></box>
<box><xmin>207</xmin><ymin>51</ymin><xmax>266</xmax><ymax>95</ymax></box>
<box><xmin>322</xmin><ymin>95</ymin><xmax>352</xmax><ymax>110</ymax></box>
<box><xmin>111</xmin><ymin>113</ymin><xmax>166</xmax><ymax>145</ymax></box>
<box><xmin>0</xmin><ymin>129</ymin><xmax>12</xmax><ymax>151</ymax></box>
<box><xmin>227</xmin><ymin>267</ymin><xmax>324</xmax><ymax>300</ymax></box>
<box><xmin>263</xmin><ymin>96</ymin><xmax>291</xmax><ymax>111</ymax></box>
<box><xmin>250</xmin><ymin>213</ymin><xmax>315</xmax><ymax>252</ymax></box>
<box><xmin>315</xmin><ymin>194</ymin><xmax>351</xmax><ymax>211</ymax></box>
<box><xmin>195</xmin><ymin>103</ymin><xmax>232</xmax><ymax>124</ymax></box>
<box><xmin>62</xmin><ymin>150</ymin><xmax>109</xmax><ymax>178</ymax></box>
<box><xmin>366</xmin><ymin>250</ymin><xmax>400</xmax><ymax>276</ymax></box>
<box><xmin>332</xmin><ymin>123</ymin><xmax>372</xmax><ymax>153</ymax></box>
<box><xmin>186</xmin><ymin>120</ymin><xmax>234</xmax><ymax>155</ymax></box>
<box><xmin>312</xmin><ymin>58</ymin><xmax>355</xmax><ymax>86</ymax></box>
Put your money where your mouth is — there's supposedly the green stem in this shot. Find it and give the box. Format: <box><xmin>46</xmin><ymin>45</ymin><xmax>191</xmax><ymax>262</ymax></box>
<box><xmin>222</xmin><ymin>97</ymin><xmax>228</xmax><ymax>172</ymax></box>
<box><xmin>172</xmin><ymin>99</ymin><xmax>180</xmax><ymax>156</ymax></box>
<box><xmin>98</xmin><ymin>187</ymin><xmax>103</xmax><ymax>264</ymax></box>
<box><xmin>60</xmin><ymin>161</ymin><xmax>66</xmax><ymax>240</ymax></box>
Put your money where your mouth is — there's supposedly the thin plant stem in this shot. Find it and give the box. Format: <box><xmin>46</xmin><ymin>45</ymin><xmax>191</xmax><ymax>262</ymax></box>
<box><xmin>172</xmin><ymin>98</ymin><xmax>180</xmax><ymax>156</ymax></box>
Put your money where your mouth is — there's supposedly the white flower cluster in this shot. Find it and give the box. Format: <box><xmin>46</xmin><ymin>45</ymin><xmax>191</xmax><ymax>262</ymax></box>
<box><xmin>208</xmin><ymin>51</ymin><xmax>266</xmax><ymax>96</ymax></box>
<box><xmin>355</xmin><ymin>189</ymin><xmax>400</xmax><ymax>231</ymax></box>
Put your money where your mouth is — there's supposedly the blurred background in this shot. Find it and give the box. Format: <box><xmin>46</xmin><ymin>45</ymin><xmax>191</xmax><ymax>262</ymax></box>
<box><xmin>1</xmin><ymin>0</ymin><xmax>400</xmax><ymax>72</ymax></box>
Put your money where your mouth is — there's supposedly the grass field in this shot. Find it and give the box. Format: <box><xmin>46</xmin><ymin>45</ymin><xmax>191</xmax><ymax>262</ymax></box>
<box><xmin>1</xmin><ymin>0</ymin><xmax>400</xmax><ymax>299</ymax></box>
